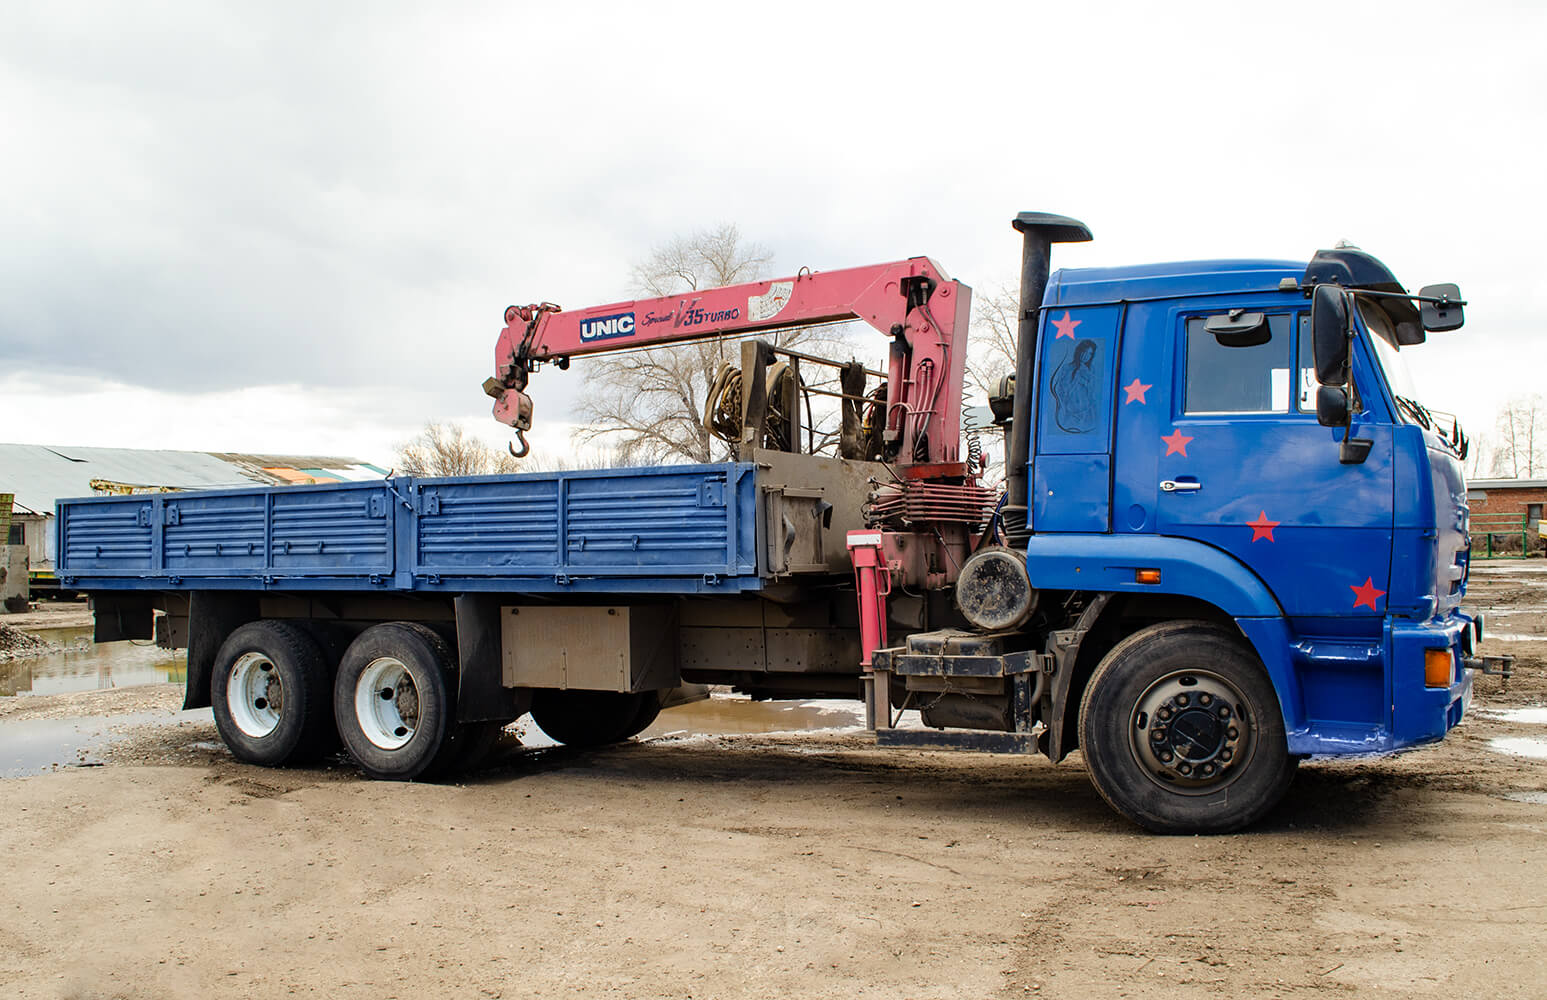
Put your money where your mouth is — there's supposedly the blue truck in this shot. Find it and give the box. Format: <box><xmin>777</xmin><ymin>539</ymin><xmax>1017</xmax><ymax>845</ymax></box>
<box><xmin>57</xmin><ymin>213</ymin><xmax>1508</xmax><ymax>833</ymax></box>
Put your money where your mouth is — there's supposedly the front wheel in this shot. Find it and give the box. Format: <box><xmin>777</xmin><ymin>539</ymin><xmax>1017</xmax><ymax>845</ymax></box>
<box><xmin>1078</xmin><ymin>621</ymin><xmax>1295</xmax><ymax>834</ymax></box>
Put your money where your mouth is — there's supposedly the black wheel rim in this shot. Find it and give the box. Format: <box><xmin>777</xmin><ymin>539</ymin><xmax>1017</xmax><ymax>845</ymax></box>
<box><xmin>1129</xmin><ymin>668</ymin><xmax>1254</xmax><ymax>795</ymax></box>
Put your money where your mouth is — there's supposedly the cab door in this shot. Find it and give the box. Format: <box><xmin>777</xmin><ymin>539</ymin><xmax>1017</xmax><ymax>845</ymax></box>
<box><xmin>1141</xmin><ymin>308</ymin><xmax>1395</xmax><ymax>620</ymax></box>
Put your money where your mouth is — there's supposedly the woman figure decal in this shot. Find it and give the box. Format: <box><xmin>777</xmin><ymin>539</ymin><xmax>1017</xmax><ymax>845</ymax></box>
<box><xmin>1051</xmin><ymin>338</ymin><xmax>1099</xmax><ymax>434</ymax></box>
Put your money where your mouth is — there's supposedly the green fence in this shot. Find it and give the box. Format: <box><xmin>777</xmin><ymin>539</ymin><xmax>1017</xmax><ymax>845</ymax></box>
<box><xmin>1472</xmin><ymin>512</ymin><xmax>1535</xmax><ymax>559</ymax></box>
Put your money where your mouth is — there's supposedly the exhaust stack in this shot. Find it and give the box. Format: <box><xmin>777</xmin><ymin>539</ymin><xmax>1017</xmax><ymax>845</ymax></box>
<box><xmin>1003</xmin><ymin>212</ymin><xmax>1093</xmax><ymax>543</ymax></box>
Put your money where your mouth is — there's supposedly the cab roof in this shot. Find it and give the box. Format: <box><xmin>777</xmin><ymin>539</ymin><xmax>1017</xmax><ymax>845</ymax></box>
<box><xmin>1046</xmin><ymin>259</ymin><xmax>1304</xmax><ymax>307</ymax></box>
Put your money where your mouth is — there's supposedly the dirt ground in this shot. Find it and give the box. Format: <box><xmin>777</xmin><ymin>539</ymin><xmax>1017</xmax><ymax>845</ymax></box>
<box><xmin>1</xmin><ymin>566</ymin><xmax>1544</xmax><ymax>1000</ymax></box>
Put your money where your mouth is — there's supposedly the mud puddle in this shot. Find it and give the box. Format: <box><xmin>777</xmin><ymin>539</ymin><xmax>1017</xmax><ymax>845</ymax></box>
<box><xmin>1478</xmin><ymin>707</ymin><xmax>1547</xmax><ymax>725</ymax></box>
<box><xmin>0</xmin><ymin>710</ymin><xmax>200</xmax><ymax>777</ymax></box>
<box><xmin>0</xmin><ymin>629</ymin><xmax>187</xmax><ymax>697</ymax></box>
<box><xmin>1488</xmin><ymin>737</ymin><xmax>1547</xmax><ymax>760</ymax></box>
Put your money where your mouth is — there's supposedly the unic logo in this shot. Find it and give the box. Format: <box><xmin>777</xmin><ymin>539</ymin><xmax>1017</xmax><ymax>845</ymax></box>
<box><xmin>578</xmin><ymin>312</ymin><xmax>636</xmax><ymax>342</ymax></box>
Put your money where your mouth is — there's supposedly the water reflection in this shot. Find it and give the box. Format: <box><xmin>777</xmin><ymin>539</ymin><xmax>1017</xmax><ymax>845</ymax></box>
<box><xmin>1</xmin><ymin>627</ymin><xmax>187</xmax><ymax>697</ymax></box>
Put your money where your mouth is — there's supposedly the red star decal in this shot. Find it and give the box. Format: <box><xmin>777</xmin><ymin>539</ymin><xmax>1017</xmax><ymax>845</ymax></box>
<box><xmin>1052</xmin><ymin>310</ymin><xmax>1081</xmax><ymax>339</ymax></box>
<box><xmin>1123</xmin><ymin>378</ymin><xmax>1152</xmax><ymax>404</ymax></box>
<box><xmin>1247</xmin><ymin>511</ymin><xmax>1279</xmax><ymax>543</ymax></box>
<box><xmin>1350</xmin><ymin>577</ymin><xmax>1386</xmax><ymax>611</ymax></box>
<box><xmin>1161</xmin><ymin>429</ymin><xmax>1193</xmax><ymax>457</ymax></box>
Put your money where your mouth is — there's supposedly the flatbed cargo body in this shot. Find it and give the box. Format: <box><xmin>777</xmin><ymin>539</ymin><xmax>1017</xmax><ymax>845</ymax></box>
<box><xmin>57</xmin><ymin>463</ymin><xmax>773</xmax><ymax>596</ymax></box>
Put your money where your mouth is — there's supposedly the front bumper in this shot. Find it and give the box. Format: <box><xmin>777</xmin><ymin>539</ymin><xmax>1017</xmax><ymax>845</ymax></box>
<box><xmin>1389</xmin><ymin>610</ymin><xmax>1476</xmax><ymax>750</ymax></box>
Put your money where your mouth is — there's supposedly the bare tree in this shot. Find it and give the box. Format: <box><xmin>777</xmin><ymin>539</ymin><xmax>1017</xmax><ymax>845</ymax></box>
<box><xmin>577</xmin><ymin>224</ymin><xmax>854</xmax><ymax>464</ymax></box>
<box><xmin>964</xmin><ymin>282</ymin><xmax>1020</xmax><ymax>401</ymax></box>
<box><xmin>395</xmin><ymin>421</ymin><xmax>519</xmax><ymax>477</ymax></box>
<box><xmin>1491</xmin><ymin>394</ymin><xmax>1545</xmax><ymax>478</ymax></box>
<box><xmin>1465</xmin><ymin>431</ymin><xmax>1493</xmax><ymax>480</ymax></box>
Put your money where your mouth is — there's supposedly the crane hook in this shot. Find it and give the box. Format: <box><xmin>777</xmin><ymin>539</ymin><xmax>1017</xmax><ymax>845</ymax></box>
<box><xmin>508</xmin><ymin>428</ymin><xmax>530</xmax><ymax>459</ymax></box>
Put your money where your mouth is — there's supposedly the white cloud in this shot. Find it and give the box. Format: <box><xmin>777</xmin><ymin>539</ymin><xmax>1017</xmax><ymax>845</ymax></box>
<box><xmin>1</xmin><ymin>1</ymin><xmax>1542</xmax><ymax>457</ymax></box>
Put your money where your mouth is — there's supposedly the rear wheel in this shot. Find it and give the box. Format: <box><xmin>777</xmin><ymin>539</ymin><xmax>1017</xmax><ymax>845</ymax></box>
<box><xmin>451</xmin><ymin>719</ymin><xmax>514</xmax><ymax>771</ymax></box>
<box><xmin>620</xmin><ymin>691</ymin><xmax>664</xmax><ymax>740</ymax></box>
<box><xmin>530</xmin><ymin>690</ymin><xmax>650</xmax><ymax>748</ymax></box>
<box><xmin>1078</xmin><ymin>620</ymin><xmax>1294</xmax><ymax>834</ymax></box>
<box><xmin>211</xmin><ymin>621</ymin><xmax>335</xmax><ymax>767</ymax></box>
<box><xmin>334</xmin><ymin>622</ymin><xmax>460</xmax><ymax>781</ymax></box>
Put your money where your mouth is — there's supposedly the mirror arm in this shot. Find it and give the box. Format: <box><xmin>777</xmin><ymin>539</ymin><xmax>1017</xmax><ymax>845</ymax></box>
<box><xmin>1342</xmin><ymin>286</ymin><xmax>1469</xmax><ymax>309</ymax></box>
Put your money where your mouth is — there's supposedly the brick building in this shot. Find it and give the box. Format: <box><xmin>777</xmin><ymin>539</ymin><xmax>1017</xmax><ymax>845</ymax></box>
<box><xmin>1466</xmin><ymin>477</ymin><xmax>1546</xmax><ymax>556</ymax></box>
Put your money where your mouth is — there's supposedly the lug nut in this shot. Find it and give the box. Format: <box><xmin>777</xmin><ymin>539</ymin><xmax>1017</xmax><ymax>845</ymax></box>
<box><xmin>1219</xmin><ymin>706</ymin><xmax>1231</xmax><ymax>718</ymax></box>
<box><xmin>1151</xmin><ymin>728</ymin><xmax>1167</xmax><ymax>742</ymax></box>
<box><xmin>1221</xmin><ymin>749</ymin><xmax>1233</xmax><ymax>762</ymax></box>
<box><xmin>1199</xmin><ymin>693</ymin><xmax>1212</xmax><ymax>706</ymax></box>
<box><xmin>1176</xmin><ymin>694</ymin><xmax>1190</xmax><ymax>707</ymax></box>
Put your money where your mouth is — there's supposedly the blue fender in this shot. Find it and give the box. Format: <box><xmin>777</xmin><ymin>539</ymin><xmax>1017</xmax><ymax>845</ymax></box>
<box><xmin>1024</xmin><ymin>533</ymin><xmax>1282</xmax><ymax>617</ymax></box>
<box><xmin>1026</xmin><ymin>533</ymin><xmax>1305</xmax><ymax>734</ymax></box>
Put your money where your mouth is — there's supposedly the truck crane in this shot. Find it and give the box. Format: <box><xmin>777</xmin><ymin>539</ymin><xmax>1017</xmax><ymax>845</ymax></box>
<box><xmin>57</xmin><ymin>212</ymin><xmax>1510</xmax><ymax>833</ymax></box>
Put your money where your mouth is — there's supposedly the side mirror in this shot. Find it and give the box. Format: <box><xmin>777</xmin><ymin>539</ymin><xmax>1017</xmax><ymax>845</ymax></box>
<box><xmin>1315</xmin><ymin>385</ymin><xmax>1348</xmax><ymax>427</ymax></box>
<box><xmin>1316</xmin><ymin>387</ymin><xmax>1373</xmax><ymax>464</ymax></box>
<box><xmin>1204</xmin><ymin>310</ymin><xmax>1270</xmax><ymax>347</ymax></box>
<box><xmin>1310</xmin><ymin>285</ymin><xmax>1349</xmax><ymax>386</ymax></box>
<box><xmin>1419</xmin><ymin>283</ymin><xmax>1464</xmax><ymax>332</ymax></box>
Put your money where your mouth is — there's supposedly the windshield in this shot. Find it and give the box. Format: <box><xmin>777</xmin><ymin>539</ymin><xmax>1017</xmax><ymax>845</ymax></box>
<box><xmin>1356</xmin><ymin>298</ymin><xmax>1430</xmax><ymax>424</ymax></box>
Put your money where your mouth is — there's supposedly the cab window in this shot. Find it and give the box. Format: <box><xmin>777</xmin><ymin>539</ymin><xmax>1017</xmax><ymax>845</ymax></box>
<box><xmin>1184</xmin><ymin>313</ymin><xmax>1314</xmax><ymax>414</ymax></box>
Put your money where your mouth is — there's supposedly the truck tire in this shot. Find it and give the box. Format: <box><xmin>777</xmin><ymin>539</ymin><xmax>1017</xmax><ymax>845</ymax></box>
<box><xmin>211</xmin><ymin>620</ymin><xmax>335</xmax><ymax>767</ymax></box>
<box><xmin>530</xmin><ymin>690</ymin><xmax>649</xmax><ymax>748</ymax></box>
<box><xmin>334</xmin><ymin>622</ymin><xmax>460</xmax><ymax>781</ymax></box>
<box><xmin>1077</xmin><ymin>620</ymin><xmax>1295</xmax><ymax>835</ymax></box>
<box><xmin>620</xmin><ymin>691</ymin><xmax>664</xmax><ymax>740</ymax></box>
<box><xmin>451</xmin><ymin>719</ymin><xmax>513</xmax><ymax>772</ymax></box>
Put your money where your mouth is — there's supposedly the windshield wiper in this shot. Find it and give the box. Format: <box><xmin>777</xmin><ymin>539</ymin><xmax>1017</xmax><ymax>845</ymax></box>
<box><xmin>1394</xmin><ymin>394</ymin><xmax>1433</xmax><ymax>430</ymax></box>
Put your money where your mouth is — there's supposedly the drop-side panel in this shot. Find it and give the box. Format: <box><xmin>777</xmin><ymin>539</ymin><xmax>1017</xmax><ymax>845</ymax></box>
<box><xmin>163</xmin><ymin>492</ymin><xmax>265</xmax><ymax>572</ymax></box>
<box><xmin>59</xmin><ymin>500</ymin><xmax>153</xmax><ymax>574</ymax></box>
<box><xmin>413</xmin><ymin>478</ymin><xmax>561</xmax><ymax>572</ymax></box>
<box><xmin>565</xmin><ymin>469</ymin><xmax>735</xmax><ymax>573</ymax></box>
<box><xmin>270</xmin><ymin>485</ymin><xmax>393</xmax><ymax>575</ymax></box>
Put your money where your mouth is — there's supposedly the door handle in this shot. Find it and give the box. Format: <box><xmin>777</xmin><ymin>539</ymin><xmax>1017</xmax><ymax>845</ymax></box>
<box><xmin>1160</xmin><ymin>480</ymin><xmax>1202</xmax><ymax>493</ymax></box>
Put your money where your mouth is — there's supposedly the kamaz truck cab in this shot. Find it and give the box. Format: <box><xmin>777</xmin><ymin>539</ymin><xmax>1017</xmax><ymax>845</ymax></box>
<box><xmin>867</xmin><ymin>219</ymin><xmax>1505</xmax><ymax>832</ymax></box>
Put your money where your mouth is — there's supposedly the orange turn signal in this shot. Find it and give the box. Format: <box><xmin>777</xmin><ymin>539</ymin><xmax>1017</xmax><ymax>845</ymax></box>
<box><xmin>1135</xmin><ymin>569</ymin><xmax>1162</xmax><ymax>585</ymax></box>
<box><xmin>1424</xmin><ymin>648</ymin><xmax>1453</xmax><ymax>688</ymax></box>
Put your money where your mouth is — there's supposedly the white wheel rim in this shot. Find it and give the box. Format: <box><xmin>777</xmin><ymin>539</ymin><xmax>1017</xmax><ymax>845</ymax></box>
<box><xmin>228</xmin><ymin>652</ymin><xmax>283</xmax><ymax>738</ymax></box>
<box><xmin>355</xmin><ymin>656</ymin><xmax>419</xmax><ymax>750</ymax></box>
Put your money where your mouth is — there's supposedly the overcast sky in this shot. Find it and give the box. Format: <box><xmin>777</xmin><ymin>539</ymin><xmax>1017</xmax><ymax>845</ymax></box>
<box><xmin>2</xmin><ymin>1</ymin><xmax>1542</xmax><ymax>470</ymax></box>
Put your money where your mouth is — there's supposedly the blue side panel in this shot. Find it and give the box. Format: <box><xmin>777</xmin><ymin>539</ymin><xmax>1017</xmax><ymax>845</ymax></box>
<box><xmin>164</xmin><ymin>492</ymin><xmax>266</xmax><ymax>572</ymax></box>
<box><xmin>565</xmin><ymin>469</ymin><xmax>735</xmax><ymax>573</ymax></box>
<box><xmin>270</xmin><ymin>486</ymin><xmax>394</xmax><ymax>575</ymax></box>
<box><xmin>58</xmin><ymin>463</ymin><xmax>762</xmax><ymax>596</ymax></box>
<box><xmin>414</xmin><ymin>478</ymin><xmax>561</xmax><ymax>572</ymax></box>
<box><xmin>60</xmin><ymin>500</ymin><xmax>153</xmax><ymax>572</ymax></box>
<box><xmin>1032</xmin><ymin>303</ymin><xmax>1121</xmax><ymax>532</ymax></box>
<box><xmin>1032</xmin><ymin>455</ymin><xmax>1110</xmax><ymax>533</ymax></box>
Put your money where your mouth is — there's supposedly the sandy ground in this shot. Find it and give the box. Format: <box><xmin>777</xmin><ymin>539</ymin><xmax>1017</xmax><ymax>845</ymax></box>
<box><xmin>1</xmin><ymin>567</ymin><xmax>1544</xmax><ymax>1000</ymax></box>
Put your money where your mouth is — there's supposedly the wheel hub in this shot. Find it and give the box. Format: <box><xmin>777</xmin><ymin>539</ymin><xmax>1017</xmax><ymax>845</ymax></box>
<box><xmin>356</xmin><ymin>657</ymin><xmax>421</xmax><ymax>751</ymax></box>
<box><xmin>1133</xmin><ymin>673</ymin><xmax>1250</xmax><ymax>792</ymax></box>
<box><xmin>227</xmin><ymin>652</ymin><xmax>285</xmax><ymax>739</ymax></box>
